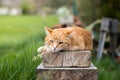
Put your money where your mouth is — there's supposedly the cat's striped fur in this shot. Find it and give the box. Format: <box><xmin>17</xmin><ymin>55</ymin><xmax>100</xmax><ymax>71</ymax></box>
<box><xmin>38</xmin><ymin>26</ymin><xmax>92</xmax><ymax>53</ymax></box>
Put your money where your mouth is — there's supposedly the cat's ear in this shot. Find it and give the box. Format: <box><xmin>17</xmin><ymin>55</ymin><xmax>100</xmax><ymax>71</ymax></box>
<box><xmin>66</xmin><ymin>30</ymin><xmax>74</xmax><ymax>38</ymax></box>
<box><xmin>45</xmin><ymin>27</ymin><xmax>53</xmax><ymax>35</ymax></box>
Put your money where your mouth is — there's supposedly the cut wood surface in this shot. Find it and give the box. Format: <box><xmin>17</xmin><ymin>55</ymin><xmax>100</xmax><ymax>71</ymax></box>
<box><xmin>42</xmin><ymin>51</ymin><xmax>91</xmax><ymax>67</ymax></box>
<box><xmin>36</xmin><ymin>63</ymin><xmax>98</xmax><ymax>80</ymax></box>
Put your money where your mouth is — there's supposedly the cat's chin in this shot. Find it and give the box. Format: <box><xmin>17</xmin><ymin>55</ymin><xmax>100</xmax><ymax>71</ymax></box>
<box><xmin>51</xmin><ymin>52</ymin><xmax>58</xmax><ymax>53</ymax></box>
<box><xmin>50</xmin><ymin>51</ymin><xmax>59</xmax><ymax>53</ymax></box>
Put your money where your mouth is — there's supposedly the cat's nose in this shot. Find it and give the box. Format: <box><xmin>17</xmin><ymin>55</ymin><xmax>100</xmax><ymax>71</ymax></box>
<box><xmin>53</xmin><ymin>47</ymin><xmax>56</xmax><ymax>51</ymax></box>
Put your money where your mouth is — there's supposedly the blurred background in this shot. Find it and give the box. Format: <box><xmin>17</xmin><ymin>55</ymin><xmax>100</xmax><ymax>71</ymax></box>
<box><xmin>0</xmin><ymin>0</ymin><xmax>120</xmax><ymax>24</ymax></box>
<box><xmin>0</xmin><ymin>0</ymin><xmax>120</xmax><ymax>80</ymax></box>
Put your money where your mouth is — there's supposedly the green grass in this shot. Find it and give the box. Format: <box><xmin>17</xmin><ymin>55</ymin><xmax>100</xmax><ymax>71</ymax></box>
<box><xmin>93</xmin><ymin>56</ymin><xmax>120</xmax><ymax>80</ymax></box>
<box><xmin>0</xmin><ymin>15</ymin><xmax>58</xmax><ymax>46</ymax></box>
<box><xmin>0</xmin><ymin>15</ymin><xmax>58</xmax><ymax>80</ymax></box>
<box><xmin>0</xmin><ymin>15</ymin><xmax>120</xmax><ymax>80</ymax></box>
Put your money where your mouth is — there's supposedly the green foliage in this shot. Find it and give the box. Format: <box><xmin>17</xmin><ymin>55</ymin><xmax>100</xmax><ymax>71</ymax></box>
<box><xmin>0</xmin><ymin>15</ymin><xmax>58</xmax><ymax>80</ymax></box>
<box><xmin>76</xmin><ymin>0</ymin><xmax>100</xmax><ymax>24</ymax></box>
<box><xmin>100</xmin><ymin>0</ymin><xmax>120</xmax><ymax>19</ymax></box>
<box><xmin>22</xmin><ymin>1</ymin><xmax>37</xmax><ymax>14</ymax></box>
<box><xmin>22</xmin><ymin>2</ymin><xmax>29</xmax><ymax>14</ymax></box>
<box><xmin>76</xmin><ymin>0</ymin><xmax>120</xmax><ymax>24</ymax></box>
<box><xmin>92</xmin><ymin>55</ymin><xmax>120</xmax><ymax>80</ymax></box>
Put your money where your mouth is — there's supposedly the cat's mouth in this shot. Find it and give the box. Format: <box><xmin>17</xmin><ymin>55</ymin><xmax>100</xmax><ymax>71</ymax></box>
<box><xmin>59</xmin><ymin>50</ymin><xmax>65</xmax><ymax>52</ymax></box>
<box><xmin>51</xmin><ymin>50</ymin><xmax>65</xmax><ymax>53</ymax></box>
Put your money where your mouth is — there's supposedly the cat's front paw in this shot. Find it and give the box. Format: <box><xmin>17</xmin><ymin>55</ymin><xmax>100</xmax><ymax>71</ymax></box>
<box><xmin>33</xmin><ymin>53</ymin><xmax>45</xmax><ymax>61</ymax></box>
<box><xmin>37</xmin><ymin>46</ymin><xmax>45</xmax><ymax>53</ymax></box>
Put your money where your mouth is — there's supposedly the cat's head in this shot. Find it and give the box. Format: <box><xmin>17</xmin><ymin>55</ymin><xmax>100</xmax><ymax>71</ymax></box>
<box><xmin>44</xmin><ymin>27</ymin><xmax>73</xmax><ymax>53</ymax></box>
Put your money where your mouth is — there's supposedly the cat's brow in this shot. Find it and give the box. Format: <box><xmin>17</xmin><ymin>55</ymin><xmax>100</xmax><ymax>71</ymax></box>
<box><xmin>56</xmin><ymin>32</ymin><xmax>64</xmax><ymax>40</ymax></box>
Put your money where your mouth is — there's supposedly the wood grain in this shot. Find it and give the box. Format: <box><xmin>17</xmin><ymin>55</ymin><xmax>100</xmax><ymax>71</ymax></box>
<box><xmin>42</xmin><ymin>51</ymin><xmax>91</xmax><ymax>67</ymax></box>
<box><xmin>36</xmin><ymin>63</ymin><xmax>98</xmax><ymax>80</ymax></box>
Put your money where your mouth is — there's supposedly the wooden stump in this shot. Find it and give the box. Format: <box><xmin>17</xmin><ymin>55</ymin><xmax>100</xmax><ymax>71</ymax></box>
<box><xmin>36</xmin><ymin>63</ymin><xmax>98</xmax><ymax>80</ymax></box>
<box><xmin>42</xmin><ymin>51</ymin><xmax>91</xmax><ymax>67</ymax></box>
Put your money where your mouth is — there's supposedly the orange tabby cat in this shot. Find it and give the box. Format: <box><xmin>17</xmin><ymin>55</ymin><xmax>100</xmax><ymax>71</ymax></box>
<box><xmin>38</xmin><ymin>26</ymin><xmax>92</xmax><ymax>53</ymax></box>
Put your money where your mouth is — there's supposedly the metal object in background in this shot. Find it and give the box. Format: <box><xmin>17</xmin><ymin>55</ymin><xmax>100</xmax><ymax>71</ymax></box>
<box><xmin>109</xmin><ymin>19</ymin><xmax>119</xmax><ymax>58</ymax></box>
<box><xmin>97</xmin><ymin>18</ymin><xmax>119</xmax><ymax>62</ymax></box>
<box><xmin>97</xmin><ymin>18</ymin><xmax>111</xmax><ymax>61</ymax></box>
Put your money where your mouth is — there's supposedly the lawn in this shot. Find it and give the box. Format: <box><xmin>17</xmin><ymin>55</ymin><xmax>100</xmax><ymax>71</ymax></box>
<box><xmin>0</xmin><ymin>15</ymin><xmax>120</xmax><ymax>80</ymax></box>
<box><xmin>0</xmin><ymin>15</ymin><xmax>58</xmax><ymax>80</ymax></box>
<box><xmin>0</xmin><ymin>15</ymin><xmax>58</xmax><ymax>46</ymax></box>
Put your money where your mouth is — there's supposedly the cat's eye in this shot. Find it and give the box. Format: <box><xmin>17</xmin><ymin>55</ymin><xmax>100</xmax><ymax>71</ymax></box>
<box><xmin>59</xmin><ymin>42</ymin><xmax>64</xmax><ymax>44</ymax></box>
<box><xmin>50</xmin><ymin>40</ymin><xmax>53</xmax><ymax>43</ymax></box>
